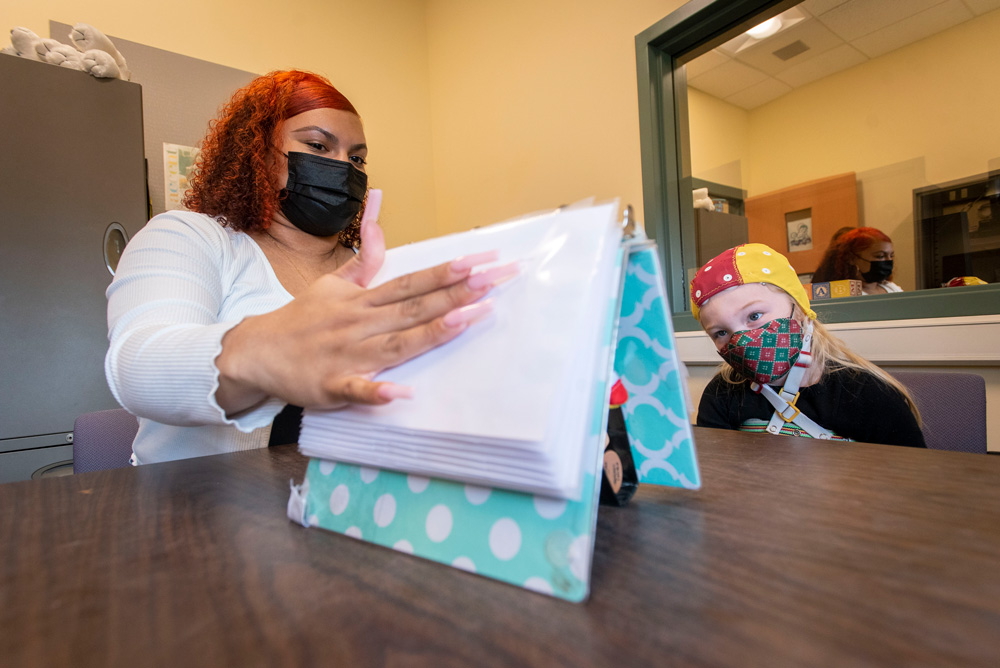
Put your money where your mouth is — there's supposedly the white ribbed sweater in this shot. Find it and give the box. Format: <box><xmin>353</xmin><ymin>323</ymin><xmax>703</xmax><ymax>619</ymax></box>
<box><xmin>105</xmin><ymin>211</ymin><xmax>290</xmax><ymax>464</ymax></box>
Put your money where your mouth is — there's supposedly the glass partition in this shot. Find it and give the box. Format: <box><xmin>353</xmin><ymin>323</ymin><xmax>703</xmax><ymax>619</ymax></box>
<box><xmin>637</xmin><ymin>0</ymin><xmax>1000</xmax><ymax>329</ymax></box>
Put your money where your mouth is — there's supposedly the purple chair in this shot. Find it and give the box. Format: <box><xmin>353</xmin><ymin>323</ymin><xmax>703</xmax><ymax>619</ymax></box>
<box><xmin>72</xmin><ymin>408</ymin><xmax>139</xmax><ymax>473</ymax></box>
<box><xmin>891</xmin><ymin>371</ymin><xmax>988</xmax><ymax>454</ymax></box>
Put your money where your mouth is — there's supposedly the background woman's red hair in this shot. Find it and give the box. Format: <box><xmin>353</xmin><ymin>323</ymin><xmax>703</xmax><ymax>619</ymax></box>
<box><xmin>183</xmin><ymin>70</ymin><xmax>358</xmax><ymax>234</ymax></box>
<box><xmin>812</xmin><ymin>227</ymin><xmax>893</xmax><ymax>283</ymax></box>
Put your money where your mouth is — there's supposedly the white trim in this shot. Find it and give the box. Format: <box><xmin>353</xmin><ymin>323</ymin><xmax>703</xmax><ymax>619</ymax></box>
<box><xmin>678</xmin><ymin>314</ymin><xmax>1000</xmax><ymax>366</ymax></box>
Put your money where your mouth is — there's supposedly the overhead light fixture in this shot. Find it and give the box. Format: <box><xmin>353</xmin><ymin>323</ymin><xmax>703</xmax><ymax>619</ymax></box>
<box><xmin>716</xmin><ymin>7</ymin><xmax>808</xmax><ymax>55</ymax></box>
<box><xmin>747</xmin><ymin>17</ymin><xmax>782</xmax><ymax>39</ymax></box>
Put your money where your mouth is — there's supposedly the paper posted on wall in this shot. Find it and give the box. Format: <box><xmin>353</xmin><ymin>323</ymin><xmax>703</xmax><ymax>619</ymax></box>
<box><xmin>162</xmin><ymin>143</ymin><xmax>199</xmax><ymax>211</ymax></box>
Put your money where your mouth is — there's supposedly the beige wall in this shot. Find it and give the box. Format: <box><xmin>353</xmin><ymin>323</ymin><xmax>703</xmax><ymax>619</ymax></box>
<box><xmin>688</xmin><ymin>87</ymin><xmax>751</xmax><ymax>192</ymax></box>
<box><xmin>2</xmin><ymin>0</ymin><xmax>438</xmax><ymax>247</ymax></box>
<box><xmin>424</xmin><ymin>0</ymin><xmax>687</xmax><ymax>235</ymax></box>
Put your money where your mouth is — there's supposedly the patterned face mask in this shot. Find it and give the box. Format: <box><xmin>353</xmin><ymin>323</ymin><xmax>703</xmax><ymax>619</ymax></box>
<box><xmin>719</xmin><ymin>310</ymin><xmax>803</xmax><ymax>385</ymax></box>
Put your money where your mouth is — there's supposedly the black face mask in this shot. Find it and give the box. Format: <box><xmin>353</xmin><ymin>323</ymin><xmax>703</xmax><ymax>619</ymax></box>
<box><xmin>279</xmin><ymin>152</ymin><xmax>367</xmax><ymax>237</ymax></box>
<box><xmin>860</xmin><ymin>259</ymin><xmax>893</xmax><ymax>284</ymax></box>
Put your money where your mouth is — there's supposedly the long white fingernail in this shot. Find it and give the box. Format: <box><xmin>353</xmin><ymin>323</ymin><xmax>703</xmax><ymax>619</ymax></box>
<box><xmin>451</xmin><ymin>250</ymin><xmax>500</xmax><ymax>272</ymax></box>
<box><xmin>362</xmin><ymin>189</ymin><xmax>383</xmax><ymax>226</ymax></box>
<box><xmin>443</xmin><ymin>300</ymin><xmax>494</xmax><ymax>328</ymax></box>
<box><xmin>376</xmin><ymin>382</ymin><xmax>413</xmax><ymax>400</ymax></box>
<box><xmin>467</xmin><ymin>262</ymin><xmax>519</xmax><ymax>290</ymax></box>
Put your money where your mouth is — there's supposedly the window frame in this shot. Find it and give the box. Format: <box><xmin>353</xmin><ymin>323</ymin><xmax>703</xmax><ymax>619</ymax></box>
<box><xmin>635</xmin><ymin>0</ymin><xmax>1000</xmax><ymax>333</ymax></box>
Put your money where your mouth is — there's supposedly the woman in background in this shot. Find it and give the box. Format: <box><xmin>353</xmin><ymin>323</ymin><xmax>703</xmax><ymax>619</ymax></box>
<box><xmin>106</xmin><ymin>70</ymin><xmax>507</xmax><ymax>464</ymax></box>
<box><xmin>812</xmin><ymin>227</ymin><xmax>901</xmax><ymax>295</ymax></box>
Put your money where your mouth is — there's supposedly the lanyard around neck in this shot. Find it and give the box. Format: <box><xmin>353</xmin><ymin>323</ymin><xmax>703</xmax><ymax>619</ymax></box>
<box><xmin>749</xmin><ymin>321</ymin><xmax>833</xmax><ymax>439</ymax></box>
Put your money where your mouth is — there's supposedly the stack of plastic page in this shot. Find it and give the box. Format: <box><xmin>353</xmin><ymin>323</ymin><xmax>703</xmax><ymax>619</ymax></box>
<box><xmin>298</xmin><ymin>202</ymin><xmax>623</xmax><ymax>500</ymax></box>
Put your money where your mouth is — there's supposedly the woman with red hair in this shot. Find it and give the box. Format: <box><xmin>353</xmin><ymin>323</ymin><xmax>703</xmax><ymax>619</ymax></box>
<box><xmin>812</xmin><ymin>227</ymin><xmax>902</xmax><ymax>295</ymax></box>
<box><xmin>106</xmin><ymin>70</ymin><xmax>508</xmax><ymax>464</ymax></box>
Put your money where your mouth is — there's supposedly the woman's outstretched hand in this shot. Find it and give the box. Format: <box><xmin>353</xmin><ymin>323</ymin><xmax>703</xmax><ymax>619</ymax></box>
<box><xmin>214</xmin><ymin>190</ymin><xmax>515</xmax><ymax>415</ymax></box>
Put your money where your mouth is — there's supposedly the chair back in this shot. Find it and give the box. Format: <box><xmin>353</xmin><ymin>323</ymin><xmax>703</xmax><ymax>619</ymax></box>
<box><xmin>73</xmin><ymin>408</ymin><xmax>139</xmax><ymax>473</ymax></box>
<box><xmin>891</xmin><ymin>371</ymin><xmax>988</xmax><ymax>454</ymax></box>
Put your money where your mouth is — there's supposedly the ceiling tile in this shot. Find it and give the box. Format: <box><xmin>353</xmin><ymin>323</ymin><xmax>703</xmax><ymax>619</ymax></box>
<box><xmin>724</xmin><ymin>77</ymin><xmax>793</xmax><ymax>110</ymax></box>
<box><xmin>818</xmin><ymin>0</ymin><xmax>946</xmax><ymax>41</ymax></box>
<box><xmin>688</xmin><ymin>60</ymin><xmax>769</xmax><ymax>99</ymax></box>
<box><xmin>799</xmin><ymin>0</ymin><xmax>852</xmax><ymax>15</ymax></box>
<box><xmin>732</xmin><ymin>18</ymin><xmax>845</xmax><ymax>76</ymax></box>
<box><xmin>684</xmin><ymin>49</ymin><xmax>731</xmax><ymax>80</ymax></box>
<box><xmin>961</xmin><ymin>0</ymin><xmax>1000</xmax><ymax>14</ymax></box>
<box><xmin>775</xmin><ymin>43</ymin><xmax>868</xmax><ymax>88</ymax></box>
<box><xmin>852</xmin><ymin>0</ymin><xmax>972</xmax><ymax>59</ymax></box>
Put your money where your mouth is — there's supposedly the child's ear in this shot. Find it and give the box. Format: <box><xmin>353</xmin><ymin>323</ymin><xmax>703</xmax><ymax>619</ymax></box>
<box><xmin>793</xmin><ymin>304</ymin><xmax>811</xmax><ymax>323</ymax></box>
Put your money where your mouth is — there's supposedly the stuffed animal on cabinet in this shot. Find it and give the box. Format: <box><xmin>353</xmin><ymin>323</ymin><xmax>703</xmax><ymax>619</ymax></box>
<box><xmin>3</xmin><ymin>23</ymin><xmax>130</xmax><ymax>80</ymax></box>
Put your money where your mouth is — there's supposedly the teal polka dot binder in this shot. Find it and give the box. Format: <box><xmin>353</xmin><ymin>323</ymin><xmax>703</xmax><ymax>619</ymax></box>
<box><xmin>288</xmin><ymin>230</ymin><xmax>700</xmax><ymax>603</ymax></box>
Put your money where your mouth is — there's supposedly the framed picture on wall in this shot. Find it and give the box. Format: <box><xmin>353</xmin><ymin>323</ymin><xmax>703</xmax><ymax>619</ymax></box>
<box><xmin>786</xmin><ymin>209</ymin><xmax>813</xmax><ymax>252</ymax></box>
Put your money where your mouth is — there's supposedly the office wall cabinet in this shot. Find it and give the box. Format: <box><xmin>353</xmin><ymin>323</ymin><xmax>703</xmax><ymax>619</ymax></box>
<box><xmin>694</xmin><ymin>209</ymin><xmax>749</xmax><ymax>267</ymax></box>
<box><xmin>0</xmin><ymin>55</ymin><xmax>147</xmax><ymax>482</ymax></box>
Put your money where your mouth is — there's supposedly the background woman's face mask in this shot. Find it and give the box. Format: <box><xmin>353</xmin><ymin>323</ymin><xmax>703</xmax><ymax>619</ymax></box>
<box><xmin>280</xmin><ymin>151</ymin><xmax>367</xmax><ymax>236</ymax></box>
<box><xmin>859</xmin><ymin>259</ymin><xmax>893</xmax><ymax>283</ymax></box>
<box><xmin>719</xmin><ymin>311</ymin><xmax>803</xmax><ymax>385</ymax></box>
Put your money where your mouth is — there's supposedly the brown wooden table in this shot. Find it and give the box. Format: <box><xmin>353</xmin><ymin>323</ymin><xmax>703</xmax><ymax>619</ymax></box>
<box><xmin>1</xmin><ymin>427</ymin><xmax>998</xmax><ymax>667</ymax></box>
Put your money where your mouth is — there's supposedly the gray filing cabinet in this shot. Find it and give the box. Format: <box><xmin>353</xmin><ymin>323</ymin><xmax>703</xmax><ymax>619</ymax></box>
<box><xmin>0</xmin><ymin>55</ymin><xmax>147</xmax><ymax>482</ymax></box>
<box><xmin>694</xmin><ymin>208</ymin><xmax>749</xmax><ymax>267</ymax></box>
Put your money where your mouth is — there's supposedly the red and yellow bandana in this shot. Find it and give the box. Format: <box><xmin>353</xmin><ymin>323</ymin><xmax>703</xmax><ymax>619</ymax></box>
<box><xmin>690</xmin><ymin>243</ymin><xmax>816</xmax><ymax>321</ymax></box>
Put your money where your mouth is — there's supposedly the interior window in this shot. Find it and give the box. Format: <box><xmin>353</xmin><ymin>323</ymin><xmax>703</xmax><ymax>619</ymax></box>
<box><xmin>678</xmin><ymin>0</ymin><xmax>1000</xmax><ymax>300</ymax></box>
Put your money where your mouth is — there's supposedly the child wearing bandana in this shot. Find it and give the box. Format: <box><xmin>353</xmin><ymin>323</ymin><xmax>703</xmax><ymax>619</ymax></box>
<box><xmin>691</xmin><ymin>243</ymin><xmax>925</xmax><ymax>447</ymax></box>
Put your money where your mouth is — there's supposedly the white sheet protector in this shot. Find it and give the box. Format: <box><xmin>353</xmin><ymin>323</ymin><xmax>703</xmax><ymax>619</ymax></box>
<box><xmin>298</xmin><ymin>202</ymin><xmax>622</xmax><ymax>499</ymax></box>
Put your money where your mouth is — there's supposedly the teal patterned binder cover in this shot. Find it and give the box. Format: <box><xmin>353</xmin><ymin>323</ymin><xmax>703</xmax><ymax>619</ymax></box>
<box><xmin>289</xmin><ymin>241</ymin><xmax>699</xmax><ymax>602</ymax></box>
<box><xmin>614</xmin><ymin>242</ymin><xmax>701</xmax><ymax>489</ymax></box>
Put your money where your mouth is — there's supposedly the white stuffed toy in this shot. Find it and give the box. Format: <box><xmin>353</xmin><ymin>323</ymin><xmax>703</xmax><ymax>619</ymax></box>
<box><xmin>36</xmin><ymin>38</ymin><xmax>85</xmax><ymax>70</ymax></box>
<box><xmin>80</xmin><ymin>49</ymin><xmax>123</xmax><ymax>79</ymax></box>
<box><xmin>9</xmin><ymin>26</ymin><xmax>43</xmax><ymax>61</ymax></box>
<box><xmin>692</xmin><ymin>187</ymin><xmax>716</xmax><ymax>212</ymax></box>
<box><xmin>4</xmin><ymin>23</ymin><xmax>130</xmax><ymax>80</ymax></box>
<box><xmin>70</xmin><ymin>23</ymin><xmax>130</xmax><ymax>80</ymax></box>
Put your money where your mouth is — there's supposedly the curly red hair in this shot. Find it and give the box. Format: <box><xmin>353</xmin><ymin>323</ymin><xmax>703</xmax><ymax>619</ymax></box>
<box><xmin>812</xmin><ymin>227</ymin><xmax>893</xmax><ymax>283</ymax></box>
<box><xmin>183</xmin><ymin>70</ymin><xmax>362</xmax><ymax>243</ymax></box>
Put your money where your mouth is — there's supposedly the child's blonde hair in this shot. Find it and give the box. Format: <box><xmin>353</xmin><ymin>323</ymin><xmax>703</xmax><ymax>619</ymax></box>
<box><xmin>714</xmin><ymin>285</ymin><xmax>922</xmax><ymax>426</ymax></box>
